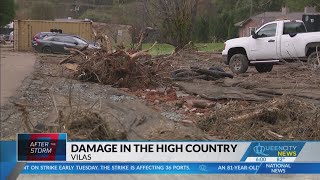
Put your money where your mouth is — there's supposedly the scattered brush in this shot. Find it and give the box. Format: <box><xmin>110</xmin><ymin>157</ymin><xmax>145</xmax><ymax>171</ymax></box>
<box><xmin>21</xmin><ymin>106</ymin><xmax>127</xmax><ymax>140</ymax></box>
<box><xmin>66</xmin><ymin>110</ymin><xmax>127</xmax><ymax>140</ymax></box>
<box><xmin>198</xmin><ymin>96</ymin><xmax>320</xmax><ymax>140</ymax></box>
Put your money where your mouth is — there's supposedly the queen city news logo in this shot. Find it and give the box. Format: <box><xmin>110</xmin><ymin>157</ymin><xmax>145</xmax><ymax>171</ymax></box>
<box><xmin>17</xmin><ymin>133</ymin><xmax>66</xmax><ymax>161</ymax></box>
<box><xmin>251</xmin><ymin>143</ymin><xmax>299</xmax><ymax>157</ymax></box>
<box><xmin>253</xmin><ymin>143</ymin><xmax>269</xmax><ymax>156</ymax></box>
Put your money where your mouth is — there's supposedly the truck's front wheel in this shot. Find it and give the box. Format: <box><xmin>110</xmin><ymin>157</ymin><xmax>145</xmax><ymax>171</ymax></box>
<box><xmin>229</xmin><ymin>54</ymin><xmax>249</xmax><ymax>74</ymax></box>
<box><xmin>255</xmin><ymin>64</ymin><xmax>273</xmax><ymax>73</ymax></box>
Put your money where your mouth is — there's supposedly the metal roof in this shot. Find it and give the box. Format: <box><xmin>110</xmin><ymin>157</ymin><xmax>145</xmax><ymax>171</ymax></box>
<box><xmin>235</xmin><ymin>11</ymin><xmax>320</xmax><ymax>27</ymax></box>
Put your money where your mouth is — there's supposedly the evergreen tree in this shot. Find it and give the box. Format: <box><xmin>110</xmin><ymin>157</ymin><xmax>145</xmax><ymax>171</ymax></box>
<box><xmin>0</xmin><ymin>0</ymin><xmax>15</xmax><ymax>27</ymax></box>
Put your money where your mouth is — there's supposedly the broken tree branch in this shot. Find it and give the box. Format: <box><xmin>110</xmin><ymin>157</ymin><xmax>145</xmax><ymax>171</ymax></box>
<box><xmin>267</xmin><ymin>130</ymin><xmax>284</xmax><ymax>139</ymax></box>
<box><xmin>64</xmin><ymin>47</ymin><xmax>87</xmax><ymax>59</ymax></box>
<box><xmin>126</xmin><ymin>41</ymin><xmax>157</xmax><ymax>61</ymax></box>
<box><xmin>96</xmin><ymin>34</ymin><xmax>112</xmax><ymax>54</ymax></box>
<box><xmin>134</xmin><ymin>31</ymin><xmax>146</xmax><ymax>51</ymax></box>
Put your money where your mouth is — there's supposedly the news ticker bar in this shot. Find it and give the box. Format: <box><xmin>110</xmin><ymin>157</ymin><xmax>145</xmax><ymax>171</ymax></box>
<box><xmin>21</xmin><ymin>163</ymin><xmax>320</xmax><ymax>174</ymax></box>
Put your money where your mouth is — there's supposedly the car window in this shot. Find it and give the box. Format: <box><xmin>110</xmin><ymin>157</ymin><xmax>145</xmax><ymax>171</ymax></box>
<box><xmin>283</xmin><ymin>22</ymin><xmax>306</xmax><ymax>34</ymax></box>
<box><xmin>39</xmin><ymin>34</ymin><xmax>48</xmax><ymax>39</ymax></box>
<box><xmin>52</xmin><ymin>37</ymin><xmax>64</xmax><ymax>42</ymax></box>
<box><xmin>256</xmin><ymin>23</ymin><xmax>277</xmax><ymax>38</ymax></box>
<box><xmin>53</xmin><ymin>36</ymin><xmax>76</xmax><ymax>44</ymax></box>
<box><xmin>62</xmin><ymin>37</ymin><xmax>77</xmax><ymax>44</ymax></box>
<box><xmin>39</xmin><ymin>33</ymin><xmax>52</xmax><ymax>39</ymax></box>
<box><xmin>43</xmin><ymin>36</ymin><xmax>54</xmax><ymax>41</ymax></box>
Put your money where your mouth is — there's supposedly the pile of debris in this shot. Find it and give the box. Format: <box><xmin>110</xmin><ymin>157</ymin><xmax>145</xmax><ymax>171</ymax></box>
<box><xmin>60</xmin><ymin>41</ymin><xmax>171</xmax><ymax>89</ymax></box>
<box><xmin>60</xmin><ymin>39</ymin><xmax>231</xmax><ymax>88</ymax></box>
<box><xmin>198</xmin><ymin>96</ymin><xmax>320</xmax><ymax>140</ymax></box>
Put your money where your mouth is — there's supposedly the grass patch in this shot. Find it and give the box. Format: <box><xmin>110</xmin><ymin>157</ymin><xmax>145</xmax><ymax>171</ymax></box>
<box><xmin>142</xmin><ymin>43</ymin><xmax>175</xmax><ymax>56</ymax></box>
<box><xmin>195</xmin><ymin>43</ymin><xmax>224</xmax><ymax>52</ymax></box>
<box><xmin>142</xmin><ymin>43</ymin><xmax>224</xmax><ymax>56</ymax></box>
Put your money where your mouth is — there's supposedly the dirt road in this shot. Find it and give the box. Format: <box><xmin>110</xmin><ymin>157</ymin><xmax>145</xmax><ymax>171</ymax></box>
<box><xmin>0</xmin><ymin>48</ymin><xmax>36</xmax><ymax>106</ymax></box>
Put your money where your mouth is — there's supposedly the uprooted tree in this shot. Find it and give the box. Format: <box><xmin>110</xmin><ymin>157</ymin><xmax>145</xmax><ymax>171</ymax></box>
<box><xmin>150</xmin><ymin>0</ymin><xmax>199</xmax><ymax>51</ymax></box>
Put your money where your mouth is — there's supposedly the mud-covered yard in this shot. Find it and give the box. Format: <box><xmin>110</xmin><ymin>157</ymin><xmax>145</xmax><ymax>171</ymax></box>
<box><xmin>1</xmin><ymin>50</ymin><xmax>320</xmax><ymax>141</ymax></box>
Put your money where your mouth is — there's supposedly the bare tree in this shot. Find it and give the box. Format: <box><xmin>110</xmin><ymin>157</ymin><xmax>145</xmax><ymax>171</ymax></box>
<box><xmin>30</xmin><ymin>1</ymin><xmax>55</xmax><ymax>20</ymax></box>
<box><xmin>150</xmin><ymin>0</ymin><xmax>199</xmax><ymax>51</ymax></box>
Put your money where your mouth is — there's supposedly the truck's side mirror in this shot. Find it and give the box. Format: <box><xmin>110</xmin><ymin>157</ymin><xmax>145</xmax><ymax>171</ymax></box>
<box><xmin>288</xmin><ymin>27</ymin><xmax>299</xmax><ymax>37</ymax></box>
<box><xmin>289</xmin><ymin>32</ymin><xmax>297</xmax><ymax>37</ymax></box>
<box><xmin>251</xmin><ymin>30</ymin><xmax>258</xmax><ymax>39</ymax></box>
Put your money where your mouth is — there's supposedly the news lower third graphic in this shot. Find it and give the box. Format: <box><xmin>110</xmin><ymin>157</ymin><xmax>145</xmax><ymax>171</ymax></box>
<box><xmin>17</xmin><ymin>133</ymin><xmax>67</xmax><ymax>161</ymax></box>
<box><xmin>241</xmin><ymin>141</ymin><xmax>305</xmax><ymax>162</ymax></box>
<box><xmin>1</xmin><ymin>133</ymin><xmax>320</xmax><ymax>180</ymax></box>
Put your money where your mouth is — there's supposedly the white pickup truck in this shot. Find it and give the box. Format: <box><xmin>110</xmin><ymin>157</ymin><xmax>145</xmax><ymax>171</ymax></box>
<box><xmin>222</xmin><ymin>20</ymin><xmax>320</xmax><ymax>73</ymax></box>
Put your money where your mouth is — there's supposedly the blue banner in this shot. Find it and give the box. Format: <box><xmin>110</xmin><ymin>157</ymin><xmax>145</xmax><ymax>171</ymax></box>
<box><xmin>21</xmin><ymin>162</ymin><xmax>320</xmax><ymax>174</ymax></box>
<box><xmin>1</xmin><ymin>141</ymin><xmax>17</xmax><ymax>180</ymax></box>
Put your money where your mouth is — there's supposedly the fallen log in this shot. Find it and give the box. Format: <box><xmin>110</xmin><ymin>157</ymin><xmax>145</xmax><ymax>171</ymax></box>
<box><xmin>172</xmin><ymin>67</ymin><xmax>233</xmax><ymax>81</ymax></box>
<box><xmin>174</xmin><ymin>70</ymin><xmax>200</xmax><ymax>78</ymax></box>
<box><xmin>193</xmin><ymin>69</ymin><xmax>234</xmax><ymax>79</ymax></box>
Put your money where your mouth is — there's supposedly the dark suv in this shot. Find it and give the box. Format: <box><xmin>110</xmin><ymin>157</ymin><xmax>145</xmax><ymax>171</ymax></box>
<box><xmin>33</xmin><ymin>34</ymin><xmax>99</xmax><ymax>54</ymax></box>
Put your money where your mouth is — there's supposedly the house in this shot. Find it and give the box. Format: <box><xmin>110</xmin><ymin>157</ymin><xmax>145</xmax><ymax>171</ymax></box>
<box><xmin>235</xmin><ymin>6</ymin><xmax>319</xmax><ymax>37</ymax></box>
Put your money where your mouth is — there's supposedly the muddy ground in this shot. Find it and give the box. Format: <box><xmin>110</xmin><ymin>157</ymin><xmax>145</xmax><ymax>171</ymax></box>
<box><xmin>1</xmin><ymin>50</ymin><xmax>320</xmax><ymax>141</ymax></box>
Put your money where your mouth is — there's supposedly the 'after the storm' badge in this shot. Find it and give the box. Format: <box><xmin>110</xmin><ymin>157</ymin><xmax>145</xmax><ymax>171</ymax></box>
<box><xmin>17</xmin><ymin>133</ymin><xmax>66</xmax><ymax>161</ymax></box>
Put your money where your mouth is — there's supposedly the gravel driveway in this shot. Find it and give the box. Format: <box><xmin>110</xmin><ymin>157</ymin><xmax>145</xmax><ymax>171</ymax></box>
<box><xmin>0</xmin><ymin>48</ymin><xmax>36</xmax><ymax>106</ymax></box>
